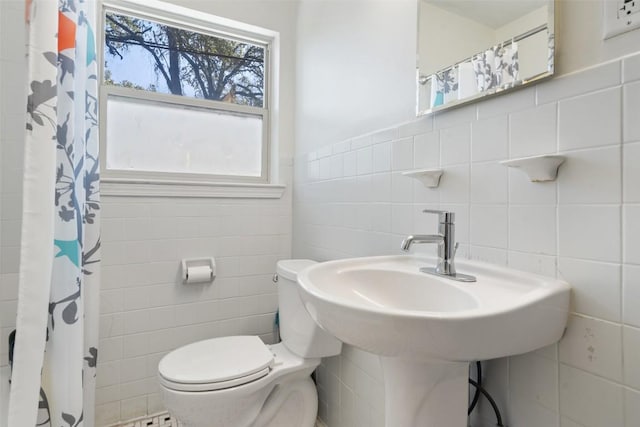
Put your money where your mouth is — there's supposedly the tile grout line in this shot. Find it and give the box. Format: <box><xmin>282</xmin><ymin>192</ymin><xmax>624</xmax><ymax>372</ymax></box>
<box><xmin>619</xmin><ymin>71</ymin><xmax>626</xmax><ymax>426</ymax></box>
<box><xmin>550</xmin><ymin>82</ymin><xmax>562</xmax><ymax>427</ymax></box>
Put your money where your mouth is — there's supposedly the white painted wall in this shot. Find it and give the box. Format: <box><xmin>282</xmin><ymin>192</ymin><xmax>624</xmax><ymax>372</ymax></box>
<box><xmin>556</xmin><ymin>0</ymin><xmax>640</xmax><ymax>75</ymax></box>
<box><xmin>295</xmin><ymin>0</ymin><xmax>417</xmax><ymax>154</ymax></box>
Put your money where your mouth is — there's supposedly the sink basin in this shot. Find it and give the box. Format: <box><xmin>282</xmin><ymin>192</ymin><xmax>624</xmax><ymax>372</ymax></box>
<box><xmin>297</xmin><ymin>255</ymin><xmax>569</xmax><ymax>361</ymax></box>
<box><xmin>324</xmin><ymin>268</ymin><xmax>478</xmax><ymax>312</ymax></box>
<box><xmin>297</xmin><ymin>255</ymin><xmax>570</xmax><ymax>427</ymax></box>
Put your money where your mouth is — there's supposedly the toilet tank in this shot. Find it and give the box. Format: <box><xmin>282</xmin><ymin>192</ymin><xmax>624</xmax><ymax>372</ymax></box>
<box><xmin>276</xmin><ymin>260</ymin><xmax>342</xmax><ymax>358</ymax></box>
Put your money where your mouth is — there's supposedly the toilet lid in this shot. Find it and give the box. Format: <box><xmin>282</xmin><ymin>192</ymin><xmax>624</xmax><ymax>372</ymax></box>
<box><xmin>158</xmin><ymin>336</ymin><xmax>274</xmax><ymax>391</ymax></box>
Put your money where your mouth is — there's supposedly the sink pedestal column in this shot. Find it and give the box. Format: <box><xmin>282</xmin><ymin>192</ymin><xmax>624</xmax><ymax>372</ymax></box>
<box><xmin>381</xmin><ymin>357</ymin><xmax>468</xmax><ymax>427</ymax></box>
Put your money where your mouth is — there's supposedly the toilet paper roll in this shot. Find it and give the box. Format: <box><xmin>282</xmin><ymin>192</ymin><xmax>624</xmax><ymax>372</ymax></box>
<box><xmin>185</xmin><ymin>265</ymin><xmax>212</xmax><ymax>284</ymax></box>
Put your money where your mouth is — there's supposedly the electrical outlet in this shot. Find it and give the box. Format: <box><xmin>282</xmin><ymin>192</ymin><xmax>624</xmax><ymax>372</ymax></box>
<box><xmin>604</xmin><ymin>0</ymin><xmax>640</xmax><ymax>39</ymax></box>
<box><xmin>622</xmin><ymin>0</ymin><xmax>640</xmax><ymax>16</ymax></box>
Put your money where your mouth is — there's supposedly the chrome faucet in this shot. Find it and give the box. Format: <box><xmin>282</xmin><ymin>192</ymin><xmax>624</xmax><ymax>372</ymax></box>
<box><xmin>401</xmin><ymin>209</ymin><xmax>476</xmax><ymax>282</ymax></box>
<box><xmin>400</xmin><ymin>234</ymin><xmax>444</xmax><ymax>251</ymax></box>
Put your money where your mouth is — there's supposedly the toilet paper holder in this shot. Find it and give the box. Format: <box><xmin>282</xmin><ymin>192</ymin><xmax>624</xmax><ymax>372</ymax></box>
<box><xmin>181</xmin><ymin>257</ymin><xmax>216</xmax><ymax>284</ymax></box>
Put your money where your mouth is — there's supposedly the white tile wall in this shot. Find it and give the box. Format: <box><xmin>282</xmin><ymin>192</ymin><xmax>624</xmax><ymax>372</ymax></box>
<box><xmin>558</xmin><ymin>146</ymin><xmax>621</xmax><ymax>205</ymax></box>
<box><xmin>558</xmin><ymin>88</ymin><xmax>621</xmax><ymax>151</ymax></box>
<box><xmin>413</xmin><ymin>131</ymin><xmax>440</xmax><ymax>168</ymax></box>
<box><xmin>624</xmin><ymin>265</ymin><xmax>640</xmax><ymax>327</ymax></box>
<box><xmin>471</xmin><ymin>115</ymin><xmax>508</xmax><ymax>162</ymax></box>
<box><xmin>0</xmin><ymin>0</ymin><xmax>3</xmax><ymax>377</ymax></box>
<box><xmin>558</xmin><ymin>258</ymin><xmax>621</xmax><ymax>322</ymax></box>
<box><xmin>509</xmin><ymin>205</ymin><xmax>556</xmax><ymax>255</ymax></box>
<box><xmin>95</xmin><ymin>192</ymin><xmax>292</xmax><ymax>425</ymax></box>
<box><xmin>510</xmin><ymin>102</ymin><xmax>557</xmax><ymax>157</ymax></box>
<box><xmin>624</xmin><ymin>54</ymin><xmax>640</xmax><ymax>83</ymax></box>
<box><xmin>536</xmin><ymin>61</ymin><xmax>621</xmax><ymax>105</ymax></box>
<box><xmin>470</xmin><ymin>162</ymin><xmax>508</xmax><ymax>204</ymax></box>
<box><xmin>558</xmin><ymin>205</ymin><xmax>620</xmax><ymax>263</ymax></box>
<box><xmin>624</xmin><ymin>82</ymin><xmax>640</xmax><ymax>142</ymax></box>
<box><xmin>508</xmin><ymin>350</ymin><xmax>560</xmax><ymax>427</ymax></box>
<box><xmin>294</xmin><ymin>53</ymin><xmax>640</xmax><ymax>427</ymax></box>
<box><xmin>623</xmin><ymin>142</ymin><xmax>640</xmax><ymax>203</ymax></box>
<box><xmin>391</xmin><ymin>137</ymin><xmax>414</xmax><ymax>171</ymax></box>
<box><xmin>623</xmin><ymin>326</ymin><xmax>640</xmax><ymax>389</ymax></box>
<box><xmin>478</xmin><ymin>86</ymin><xmax>536</xmax><ymax>119</ymax></box>
<box><xmin>559</xmin><ymin>314</ymin><xmax>622</xmax><ymax>381</ymax></box>
<box><xmin>625</xmin><ymin>205</ymin><xmax>640</xmax><ymax>265</ymax></box>
<box><xmin>509</xmin><ymin>351</ymin><xmax>558</xmax><ymax>412</ymax></box>
<box><xmin>0</xmin><ymin>0</ymin><xmax>25</xmax><ymax>370</ymax></box>
<box><xmin>625</xmin><ymin>388</ymin><xmax>640</xmax><ymax>427</ymax></box>
<box><xmin>559</xmin><ymin>364</ymin><xmax>624</xmax><ymax>427</ymax></box>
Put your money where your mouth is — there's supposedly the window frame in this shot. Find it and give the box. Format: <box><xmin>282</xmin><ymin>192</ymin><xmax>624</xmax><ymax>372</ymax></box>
<box><xmin>98</xmin><ymin>0</ymin><xmax>284</xmax><ymax>198</ymax></box>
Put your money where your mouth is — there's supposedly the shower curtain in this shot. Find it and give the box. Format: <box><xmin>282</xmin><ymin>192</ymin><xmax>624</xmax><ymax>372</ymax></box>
<box><xmin>9</xmin><ymin>1</ymin><xmax>101</xmax><ymax>426</ymax></box>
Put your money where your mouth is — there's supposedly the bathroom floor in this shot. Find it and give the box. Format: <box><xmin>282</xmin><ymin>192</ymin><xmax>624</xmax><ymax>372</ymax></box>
<box><xmin>115</xmin><ymin>413</ymin><xmax>176</xmax><ymax>427</ymax></box>
<box><xmin>112</xmin><ymin>412</ymin><xmax>327</xmax><ymax>427</ymax></box>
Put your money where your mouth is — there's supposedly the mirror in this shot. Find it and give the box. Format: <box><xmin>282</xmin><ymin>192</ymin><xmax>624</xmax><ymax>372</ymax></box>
<box><xmin>417</xmin><ymin>0</ymin><xmax>554</xmax><ymax>115</ymax></box>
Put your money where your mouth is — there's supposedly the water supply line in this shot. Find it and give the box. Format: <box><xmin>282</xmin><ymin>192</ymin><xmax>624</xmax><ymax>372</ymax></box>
<box><xmin>468</xmin><ymin>361</ymin><xmax>505</xmax><ymax>427</ymax></box>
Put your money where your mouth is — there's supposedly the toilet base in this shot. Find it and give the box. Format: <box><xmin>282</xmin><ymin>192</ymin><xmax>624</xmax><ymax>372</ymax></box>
<box><xmin>254</xmin><ymin>376</ymin><xmax>318</xmax><ymax>427</ymax></box>
<box><xmin>160</xmin><ymin>383</ymin><xmax>272</xmax><ymax>427</ymax></box>
<box><xmin>161</xmin><ymin>375</ymin><xmax>318</xmax><ymax>427</ymax></box>
<box><xmin>160</xmin><ymin>344</ymin><xmax>321</xmax><ymax>427</ymax></box>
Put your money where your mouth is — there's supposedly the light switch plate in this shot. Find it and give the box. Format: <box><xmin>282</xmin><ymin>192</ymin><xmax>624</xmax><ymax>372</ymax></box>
<box><xmin>604</xmin><ymin>0</ymin><xmax>640</xmax><ymax>39</ymax></box>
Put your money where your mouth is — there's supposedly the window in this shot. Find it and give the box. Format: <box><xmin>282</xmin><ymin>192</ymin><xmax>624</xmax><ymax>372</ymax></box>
<box><xmin>100</xmin><ymin>1</ymin><xmax>282</xmax><ymax>197</ymax></box>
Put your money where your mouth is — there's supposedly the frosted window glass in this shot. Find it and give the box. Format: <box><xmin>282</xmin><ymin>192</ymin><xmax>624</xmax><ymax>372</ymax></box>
<box><xmin>106</xmin><ymin>95</ymin><xmax>263</xmax><ymax>177</ymax></box>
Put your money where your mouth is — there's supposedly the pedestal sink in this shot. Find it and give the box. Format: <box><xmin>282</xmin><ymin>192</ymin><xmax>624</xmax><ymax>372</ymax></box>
<box><xmin>296</xmin><ymin>255</ymin><xmax>570</xmax><ymax>427</ymax></box>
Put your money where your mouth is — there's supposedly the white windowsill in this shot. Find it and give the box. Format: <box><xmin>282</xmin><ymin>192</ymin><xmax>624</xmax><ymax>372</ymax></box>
<box><xmin>101</xmin><ymin>178</ymin><xmax>286</xmax><ymax>198</ymax></box>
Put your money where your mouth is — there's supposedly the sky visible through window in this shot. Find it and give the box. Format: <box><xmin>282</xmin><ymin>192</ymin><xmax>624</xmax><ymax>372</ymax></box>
<box><xmin>104</xmin><ymin>12</ymin><xmax>266</xmax><ymax>108</ymax></box>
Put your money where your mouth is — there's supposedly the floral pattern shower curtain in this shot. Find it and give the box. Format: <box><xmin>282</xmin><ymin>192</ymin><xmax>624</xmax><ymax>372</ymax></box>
<box><xmin>9</xmin><ymin>0</ymin><xmax>100</xmax><ymax>426</ymax></box>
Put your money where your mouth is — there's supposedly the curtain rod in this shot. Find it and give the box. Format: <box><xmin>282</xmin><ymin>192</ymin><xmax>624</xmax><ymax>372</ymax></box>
<box><xmin>420</xmin><ymin>23</ymin><xmax>549</xmax><ymax>80</ymax></box>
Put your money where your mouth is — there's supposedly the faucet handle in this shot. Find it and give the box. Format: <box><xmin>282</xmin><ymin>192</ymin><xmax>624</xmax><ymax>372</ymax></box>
<box><xmin>422</xmin><ymin>209</ymin><xmax>455</xmax><ymax>223</ymax></box>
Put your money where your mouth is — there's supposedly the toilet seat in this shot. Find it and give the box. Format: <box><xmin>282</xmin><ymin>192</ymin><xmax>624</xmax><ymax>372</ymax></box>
<box><xmin>158</xmin><ymin>336</ymin><xmax>275</xmax><ymax>392</ymax></box>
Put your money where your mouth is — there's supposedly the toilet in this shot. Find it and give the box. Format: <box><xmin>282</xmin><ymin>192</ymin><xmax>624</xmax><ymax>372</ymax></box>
<box><xmin>158</xmin><ymin>260</ymin><xmax>342</xmax><ymax>427</ymax></box>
